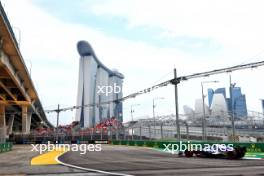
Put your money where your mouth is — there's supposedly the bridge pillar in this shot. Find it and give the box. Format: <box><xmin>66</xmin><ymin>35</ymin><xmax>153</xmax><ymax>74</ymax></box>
<box><xmin>22</xmin><ymin>105</ymin><xmax>31</xmax><ymax>134</ymax></box>
<box><xmin>0</xmin><ymin>103</ymin><xmax>6</xmax><ymax>142</ymax></box>
<box><xmin>7</xmin><ymin>114</ymin><xmax>14</xmax><ymax>135</ymax></box>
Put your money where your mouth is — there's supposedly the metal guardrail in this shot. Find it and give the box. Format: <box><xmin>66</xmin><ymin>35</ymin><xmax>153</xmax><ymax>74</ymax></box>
<box><xmin>126</xmin><ymin>126</ymin><xmax>264</xmax><ymax>141</ymax></box>
<box><xmin>9</xmin><ymin>124</ymin><xmax>264</xmax><ymax>144</ymax></box>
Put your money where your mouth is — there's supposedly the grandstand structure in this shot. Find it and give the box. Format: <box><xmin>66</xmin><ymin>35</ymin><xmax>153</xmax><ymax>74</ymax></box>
<box><xmin>0</xmin><ymin>2</ymin><xmax>52</xmax><ymax>142</ymax></box>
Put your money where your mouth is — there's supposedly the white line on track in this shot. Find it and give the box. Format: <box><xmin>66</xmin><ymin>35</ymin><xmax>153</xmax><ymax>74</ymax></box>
<box><xmin>55</xmin><ymin>152</ymin><xmax>134</xmax><ymax>176</ymax></box>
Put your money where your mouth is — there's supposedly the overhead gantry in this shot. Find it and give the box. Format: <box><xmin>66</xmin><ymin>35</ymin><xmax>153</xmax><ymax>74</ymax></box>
<box><xmin>0</xmin><ymin>2</ymin><xmax>52</xmax><ymax>141</ymax></box>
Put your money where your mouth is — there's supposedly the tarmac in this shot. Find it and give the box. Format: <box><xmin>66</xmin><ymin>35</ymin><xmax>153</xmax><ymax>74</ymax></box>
<box><xmin>1</xmin><ymin>144</ymin><xmax>264</xmax><ymax>176</ymax></box>
<box><xmin>0</xmin><ymin>145</ymin><xmax>97</xmax><ymax>176</ymax></box>
<box><xmin>59</xmin><ymin>145</ymin><xmax>264</xmax><ymax>176</ymax></box>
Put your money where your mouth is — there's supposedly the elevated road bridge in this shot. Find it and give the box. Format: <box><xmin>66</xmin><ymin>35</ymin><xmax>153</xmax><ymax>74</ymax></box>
<box><xmin>0</xmin><ymin>2</ymin><xmax>52</xmax><ymax>142</ymax></box>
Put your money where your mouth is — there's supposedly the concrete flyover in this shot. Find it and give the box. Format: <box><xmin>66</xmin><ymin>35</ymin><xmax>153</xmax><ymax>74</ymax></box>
<box><xmin>0</xmin><ymin>2</ymin><xmax>52</xmax><ymax>142</ymax></box>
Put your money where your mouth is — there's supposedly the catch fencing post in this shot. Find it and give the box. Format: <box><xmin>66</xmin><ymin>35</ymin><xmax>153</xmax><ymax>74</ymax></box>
<box><xmin>100</xmin><ymin>128</ymin><xmax>103</xmax><ymax>140</ymax></box>
<box><xmin>139</xmin><ymin>125</ymin><xmax>142</xmax><ymax>140</ymax></box>
<box><xmin>160</xmin><ymin>124</ymin><xmax>163</xmax><ymax>139</ymax></box>
<box><xmin>148</xmin><ymin>125</ymin><xmax>151</xmax><ymax>140</ymax></box>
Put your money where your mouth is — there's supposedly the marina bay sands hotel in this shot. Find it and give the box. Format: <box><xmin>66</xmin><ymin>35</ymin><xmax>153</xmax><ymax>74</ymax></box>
<box><xmin>75</xmin><ymin>41</ymin><xmax>124</xmax><ymax>128</ymax></box>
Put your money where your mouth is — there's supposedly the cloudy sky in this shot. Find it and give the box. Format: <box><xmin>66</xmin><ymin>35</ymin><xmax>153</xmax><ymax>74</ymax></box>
<box><xmin>1</xmin><ymin>0</ymin><xmax>264</xmax><ymax>125</ymax></box>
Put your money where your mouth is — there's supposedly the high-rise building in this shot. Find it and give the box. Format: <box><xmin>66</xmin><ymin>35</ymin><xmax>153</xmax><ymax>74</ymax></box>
<box><xmin>230</xmin><ymin>87</ymin><xmax>247</xmax><ymax>118</ymax></box>
<box><xmin>75</xmin><ymin>41</ymin><xmax>124</xmax><ymax>128</ymax></box>
<box><xmin>208</xmin><ymin>88</ymin><xmax>226</xmax><ymax>108</ymax></box>
<box><xmin>207</xmin><ymin>86</ymin><xmax>248</xmax><ymax>119</ymax></box>
<box><xmin>215</xmin><ymin>88</ymin><xmax>226</xmax><ymax>98</ymax></box>
<box><xmin>208</xmin><ymin>88</ymin><xmax>214</xmax><ymax>108</ymax></box>
<box><xmin>210</xmin><ymin>94</ymin><xmax>229</xmax><ymax>117</ymax></box>
<box><xmin>261</xmin><ymin>99</ymin><xmax>264</xmax><ymax>115</ymax></box>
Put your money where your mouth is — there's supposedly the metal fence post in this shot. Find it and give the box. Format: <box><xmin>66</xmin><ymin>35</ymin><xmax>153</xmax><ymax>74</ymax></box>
<box><xmin>131</xmin><ymin>127</ymin><xmax>134</xmax><ymax>141</ymax></box>
<box><xmin>109</xmin><ymin>126</ymin><xmax>112</xmax><ymax>140</ymax></box>
<box><xmin>148</xmin><ymin>125</ymin><xmax>151</xmax><ymax>140</ymax></box>
<box><xmin>90</xmin><ymin>129</ymin><xmax>93</xmax><ymax>140</ymax></box>
<box><xmin>116</xmin><ymin>126</ymin><xmax>119</xmax><ymax>140</ymax></box>
<box><xmin>139</xmin><ymin>125</ymin><xmax>142</xmax><ymax>140</ymax></box>
<box><xmin>185</xmin><ymin>122</ymin><xmax>189</xmax><ymax>140</ymax></box>
<box><xmin>81</xmin><ymin>131</ymin><xmax>84</xmax><ymax>142</ymax></box>
<box><xmin>160</xmin><ymin>124</ymin><xmax>163</xmax><ymax>139</ymax></box>
<box><xmin>100</xmin><ymin>128</ymin><xmax>103</xmax><ymax>140</ymax></box>
<box><xmin>123</xmin><ymin>128</ymin><xmax>126</xmax><ymax>140</ymax></box>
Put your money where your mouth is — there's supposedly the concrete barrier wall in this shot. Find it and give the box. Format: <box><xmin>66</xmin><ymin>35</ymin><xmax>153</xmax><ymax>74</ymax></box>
<box><xmin>110</xmin><ymin>140</ymin><xmax>264</xmax><ymax>152</ymax></box>
<box><xmin>0</xmin><ymin>142</ymin><xmax>12</xmax><ymax>153</ymax></box>
<box><xmin>0</xmin><ymin>127</ymin><xmax>6</xmax><ymax>143</ymax></box>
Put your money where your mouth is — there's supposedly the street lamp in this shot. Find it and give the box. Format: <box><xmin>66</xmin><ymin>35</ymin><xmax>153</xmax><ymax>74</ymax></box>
<box><xmin>201</xmin><ymin>80</ymin><xmax>219</xmax><ymax>141</ymax></box>
<box><xmin>130</xmin><ymin>104</ymin><xmax>140</xmax><ymax>140</ymax></box>
<box><xmin>153</xmin><ymin>97</ymin><xmax>164</xmax><ymax>138</ymax></box>
<box><xmin>130</xmin><ymin>104</ymin><xmax>140</xmax><ymax>122</ymax></box>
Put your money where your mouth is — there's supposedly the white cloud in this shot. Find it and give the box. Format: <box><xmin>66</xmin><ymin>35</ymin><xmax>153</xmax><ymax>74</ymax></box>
<box><xmin>89</xmin><ymin>0</ymin><xmax>264</xmax><ymax>58</ymax></box>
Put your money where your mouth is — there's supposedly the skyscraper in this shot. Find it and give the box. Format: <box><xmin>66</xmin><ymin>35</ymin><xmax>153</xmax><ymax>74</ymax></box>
<box><xmin>261</xmin><ymin>99</ymin><xmax>264</xmax><ymax>115</ymax></box>
<box><xmin>208</xmin><ymin>86</ymin><xmax>248</xmax><ymax>119</ymax></box>
<box><xmin>208</xmin><ymin>88</ymin><xmax>214</xmax><ymax>108</ymax></box>
<box><xmin>215</xmin><ymin>88</ymin><xmax>226</xmax><ymax>99</ymax></box>
<box><xmin>208</xmin><ymin>88</ymin><xmax>226</xmax><ymax>108</ymax></box>
<box><xmin>230</xmin><ymin>87</ymin><xmax>248</xmax><ymax>118</ymax></box>
<box><xmin>75</xmin><ymin>41</ymin><xmax>124</xmax><ymax>128</ymax></box>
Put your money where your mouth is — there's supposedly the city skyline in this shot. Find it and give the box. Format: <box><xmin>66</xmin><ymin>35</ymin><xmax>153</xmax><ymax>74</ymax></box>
<box><xmin>183</xmin><ymin>82</ymin><xmax>262</xmax><ymax>121</ymax></box>
<box><xmin>2</xmin><ymin>0</ymin><xmax>264</xmax><ymax>125</ymax></box>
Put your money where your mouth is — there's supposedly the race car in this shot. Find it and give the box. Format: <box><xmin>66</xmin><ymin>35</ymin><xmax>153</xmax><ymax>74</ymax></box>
<box><xmin>179</xmin><ymin>144</ymin><xmax>247</xmax><ymax>159</ymax></box>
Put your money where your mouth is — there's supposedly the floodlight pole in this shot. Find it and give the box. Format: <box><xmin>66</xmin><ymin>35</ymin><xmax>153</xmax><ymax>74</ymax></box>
<box><xmin>56</xmin><ymin>104</ymin><xmax>60</xmax><ymax>142</ymax></box>
<box><xmin>130</xmin><ymin>104</ymin><xmax>140</xmax><ymax>140</ymax></box>
<box><xmin>230</xmin><ymin>75</ymin><xmax>236</xmax><ymax>141</ymax></box>
<box><xmin>56</xmin><ymin>104</ymin><xmax>60</xmax><ymax>129</ymax></box>
<box><xmin>201</xmin><ymin>83</ymin><xmax>206</xmax><ymax>141</ymax></box>
<box><xmin>173</xmin><ymin>68</ymin><xmax>181</xmax><ymax>141</ymax></box>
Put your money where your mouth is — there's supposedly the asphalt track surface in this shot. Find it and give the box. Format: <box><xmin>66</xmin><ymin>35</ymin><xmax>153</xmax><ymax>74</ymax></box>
<box><xmin>59</xmin><ymin>145</ymin><xmax>264</xmax><ymax>176</ymax></box>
